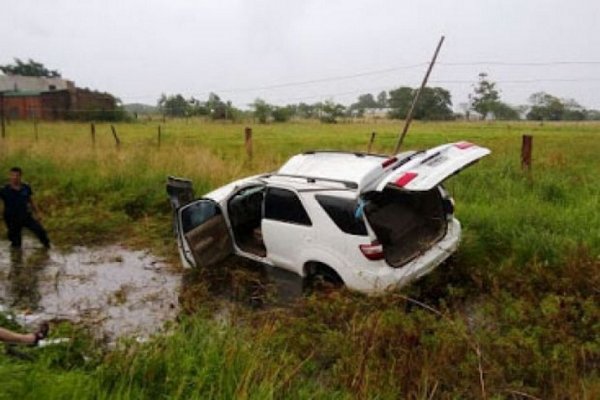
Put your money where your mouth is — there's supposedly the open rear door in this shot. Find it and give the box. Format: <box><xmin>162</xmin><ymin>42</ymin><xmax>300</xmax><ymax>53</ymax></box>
<box><xmin>176</xmin><ymin>199</ymin><xmax>233</xmax><ymax>268</ymax></box>
<box><xmin>374</xmin><ymin>141</ymin><xmax>490</xmax><ymax>192</ymax></box>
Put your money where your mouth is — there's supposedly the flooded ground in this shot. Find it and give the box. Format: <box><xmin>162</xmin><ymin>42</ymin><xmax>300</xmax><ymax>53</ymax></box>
<box><xmin>0</xmin><ymin>238</ymin><xmax>306</xmax><ymax>343</ymax></box>
<box><xmin>0</xmin><ymin>238</ymin><xmax>181</xmax><ymax>343</ymax></box>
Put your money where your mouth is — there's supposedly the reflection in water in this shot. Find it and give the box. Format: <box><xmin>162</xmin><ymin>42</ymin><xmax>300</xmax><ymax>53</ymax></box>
<box><xmin>8</xmin><ymin>248</ymin><xmax>49</xmax><ymax>311</ymax></box>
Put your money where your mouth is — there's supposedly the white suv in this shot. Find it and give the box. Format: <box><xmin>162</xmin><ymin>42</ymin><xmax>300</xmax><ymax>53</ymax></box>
<box><xmin>167</xmin><ymin>141</ymin><xmax>490</xmax><ymax>294</ymax></box>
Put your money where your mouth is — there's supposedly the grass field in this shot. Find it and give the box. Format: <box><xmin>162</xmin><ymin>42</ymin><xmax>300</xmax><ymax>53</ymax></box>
<box><xmin>0</xmin><ymin>119</ymin><xmax>599</xmax><ymax>399</ymax></box>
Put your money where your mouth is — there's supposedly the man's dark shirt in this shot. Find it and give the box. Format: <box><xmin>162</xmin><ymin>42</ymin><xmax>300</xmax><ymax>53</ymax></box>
<box><xmin>0</xmin><ymin>183</ymin><xmax>33</xmax><ymax>220</ymax></box>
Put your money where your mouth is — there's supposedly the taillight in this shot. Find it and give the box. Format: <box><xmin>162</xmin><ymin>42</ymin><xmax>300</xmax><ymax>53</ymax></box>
<box><xmin>395</xmin><ymin>172</ymin><xmax>418</xmax><ymax>187</ymax></box>
<box><xmin>381</xmin><ymin>157</ymin><xmax>397</xmax><ymax>168</ymax></box>
<box><xmin>359</xmin><ymin>240</ymin><xmax>384</xmax><ymax>261</ymax></box>
<box><xmin>454</xmin><ymin>141</ymin><xmax>474</xmax><ymax>150</ymax></box>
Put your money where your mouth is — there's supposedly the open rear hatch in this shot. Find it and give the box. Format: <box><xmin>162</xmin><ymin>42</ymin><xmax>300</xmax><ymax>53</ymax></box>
<box><xmin>363</xmin><ymin>141</ymin><xmax>490</xmax><ymax>267</ymax></box>
<box><xmin>374</xmin><ymin>141</ymin><xmax>491</xmax><ymax>192</ymax></box>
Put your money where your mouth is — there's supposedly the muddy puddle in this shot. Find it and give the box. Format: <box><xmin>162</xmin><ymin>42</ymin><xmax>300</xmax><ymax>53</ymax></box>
<box><xmin>0</xmin><ymin>238</ymin><xmax>307</xmax><ymax>343</ymax></box>
<box><xmin>0</xmin><ymin>238</ymin><xmax>181</xmax><ymax>343</ymax></box>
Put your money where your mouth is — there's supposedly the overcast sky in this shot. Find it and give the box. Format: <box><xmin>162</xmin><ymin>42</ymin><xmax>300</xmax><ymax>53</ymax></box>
<box><xmin>1</xmin><ymin>0</ymin><xmax>599</xmax><ymax>109</ymax></box>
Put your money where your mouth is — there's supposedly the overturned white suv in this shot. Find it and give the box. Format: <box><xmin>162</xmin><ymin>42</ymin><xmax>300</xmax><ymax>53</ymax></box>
<box><xmin>167</xmin><ymin>141</ymin><xmax>490</xmax><ymax>294</ymax></box>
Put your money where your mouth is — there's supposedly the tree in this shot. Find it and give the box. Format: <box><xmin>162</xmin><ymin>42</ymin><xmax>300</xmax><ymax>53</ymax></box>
<box><xmin>272</xmin><ymin>106</ymin><xmax>294</xmax><ymax>122</ymax></box>
<box><xmin>586</xmin><ymin>109</ymin><xmax>600</xmax><ymax>120</ymax></box>
<box><xmin>207</xmin><ymin>93</ymin><xmax>235</xmax><ymax>120</ymax></box>
<box><xmin>189</xmin><ymin>97</ymin><xmax>210</xmax><ymax>116</ymax></box>
<box><xmin>388</xmin><ymin>86</ymin><xmax>453</xmax><ymax>120</ymax></box>
<box><xmin>251</xmin><ymin>98</ymin><xmax>272</xmax><ymax>123</ymax></box>
<box><xmin>320</xmin><ymin>101</ymin><xmax>345</xmax><ymax>123</ymax></box>
<box><xmin>297</xmin><ymin>103</ymin><xmax>316</xmax><ymax>119</ymax></box>
<box><xmin>387</xmin><ymin>87</ymin><xmax>413</xmax><ymax>119</ymax></box>
<box><xmin>562</xmin><ymin>99</ymin><xmax>587</xmax><ymax>120</ymax></box>
<box><xmin>356</xmin><ymin>93</ymin><xmax>378</xmax><ymax>109</ymax></box>
<box><xmin>0</xmin><ymin>58</ymin><xmax>61</xmax><ymax>77</ymax></box>
<box><xmin>526</xmin><ymin>92</ymin><xmax>586</xmax><ymax>121</ymax></box>
<box><xmin>158</xmin><ymin>94</ymin><xmax>191</xmax><ymax>117</ymax></box>
<box><xmin>470</xmin><ymin>73</ymin><xmax>500</xmax><ymax>119</ymax></box>
<box><xmin>492</xmin><ymin>102</ymin><xmax>520</xmax><ymax>120</ymax></box>
<box><xmin>377</xmin><ymin>91</ymin><xmax>388</xmax><ymax>108</ymax></box>
<box><xmin>526</xmin><ymin>92</ymin><xmax>563</xmax><ymax>121</ymax></box>
<box><xmin>349</xmin><ymin>93</ymin><xmax>378</xmax><ymax>116</ymax></box>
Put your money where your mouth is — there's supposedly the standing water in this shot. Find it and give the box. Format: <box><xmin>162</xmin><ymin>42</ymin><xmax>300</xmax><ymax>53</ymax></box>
<box><xmin>0</xmin><ymin>238</ymin><xmax>181</xmax><ymax>342</ymax></box>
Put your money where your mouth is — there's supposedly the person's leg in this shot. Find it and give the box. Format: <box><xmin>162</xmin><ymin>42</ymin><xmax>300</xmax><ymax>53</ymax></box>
<box><xmin>0</xmin><ymin>327</ymin><xmax>36</xmax><ymax>345</ymax></box>
<box><xmin>23</xmin><ymin>215</ymin><xmax>50</xmax><ymax>248</ymax></box>
<box><xmin>5</xmin><ymin>218</ymin><xmax>23</xmax><ymax>249</ymax></box>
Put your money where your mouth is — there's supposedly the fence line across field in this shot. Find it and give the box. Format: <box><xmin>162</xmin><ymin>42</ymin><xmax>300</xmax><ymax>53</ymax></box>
<box><xmin>0</xmin><ymin>118</ymin><xmax>539</xmax><ymax>174</ymax></box>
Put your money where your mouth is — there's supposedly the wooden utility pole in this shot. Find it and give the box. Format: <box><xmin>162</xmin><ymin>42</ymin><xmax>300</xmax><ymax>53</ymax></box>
<box><xmin>393</xmin><ymin>35</ymin><xmax>445</xmax><ymax>154</ymax></box>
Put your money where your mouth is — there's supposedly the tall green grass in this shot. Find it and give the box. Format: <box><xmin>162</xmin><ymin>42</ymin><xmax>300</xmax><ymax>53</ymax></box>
<box><xmin>0</xmin><ymin>119</ymin><xmax>598</xmax><ymax>398</ymax></box>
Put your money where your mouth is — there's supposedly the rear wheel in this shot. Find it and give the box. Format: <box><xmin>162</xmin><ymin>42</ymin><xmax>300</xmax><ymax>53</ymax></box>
<box><xmin>303</xmin><ymin>262</ymin><xmax>344</xmax><ymax>293</ymax></box>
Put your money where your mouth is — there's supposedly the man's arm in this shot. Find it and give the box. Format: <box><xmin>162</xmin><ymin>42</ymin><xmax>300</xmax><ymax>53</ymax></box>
<box><xmin>29</xmin><ymin>197</ymin><xmax>43</xmax><ymax>220</ymax></box>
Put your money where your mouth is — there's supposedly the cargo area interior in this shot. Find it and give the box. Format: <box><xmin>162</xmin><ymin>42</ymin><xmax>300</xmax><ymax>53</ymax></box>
<box><xmin>227</xmin><ymin>185</ymin><xmax>267</xmax><ymax>257</ymax></box>
<box><xmin>364</xmin><ymin>187</ymin><xmax>446</xmax><ymax>267</ymax></box>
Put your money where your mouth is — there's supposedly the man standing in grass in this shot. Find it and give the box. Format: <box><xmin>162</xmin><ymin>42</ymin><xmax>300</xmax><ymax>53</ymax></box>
<box><xmin>0</xmin><ymin>167</ymin><xmax>50</xmax><ymax>249</ymax></box>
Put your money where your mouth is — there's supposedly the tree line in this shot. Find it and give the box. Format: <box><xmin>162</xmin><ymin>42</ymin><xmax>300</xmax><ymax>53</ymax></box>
<box><xmin>158</xmin><ymin>72</ymin><xmax>599</xmax><ymax>123</ymax></box>
<box><xmin>3</xmin><ymin>59</ymin><xmax>598</xmax><ymax>122</ymax></box>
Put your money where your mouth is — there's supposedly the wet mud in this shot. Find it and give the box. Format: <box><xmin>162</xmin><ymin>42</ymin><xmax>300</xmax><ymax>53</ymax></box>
<box><xmin>0</xmin><ymin>238</ymin><xmax>181</xmax><ymax>342</ymax></box>
<box><xmin>0</xmin><ymin>238</ymin><xmax>308</xmax><ymax>342</ymax></box>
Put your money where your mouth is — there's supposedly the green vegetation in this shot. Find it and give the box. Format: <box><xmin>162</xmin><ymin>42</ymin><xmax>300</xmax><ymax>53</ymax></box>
<box><xmin>0</xmin><ymin>58</ymin><xmax>61</xmax><ymax>78</ymax></box>
<box><xmin>0</xmin><ymin>119</ymin><xmax>598</xmax><ymax>398</ymax></box>
<box><xmin>387</xmin><ymin>86</ymin><xmax>454</xmax><ymax>120</ymax></box>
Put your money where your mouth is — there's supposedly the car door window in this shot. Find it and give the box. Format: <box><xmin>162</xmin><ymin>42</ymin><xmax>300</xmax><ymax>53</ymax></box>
<box><xmin>264</xmin><ymin>187</ymin><xmax>312</xmax><ymax>226</ymax></box>
<box><xmin>181</xmin><ymin>200</ymin><xmax>221</xmax><ymax>233</ymax></box>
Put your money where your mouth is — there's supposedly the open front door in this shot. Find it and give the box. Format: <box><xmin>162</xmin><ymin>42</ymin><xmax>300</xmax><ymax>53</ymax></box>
<box><xmin>177</xmin><ymin>199</ymin><xmax>233</xmax><ymax>268</ymax></box>
<box><xmin>374</xmin><ymin>141</ymin><xmax>491</xmax><ymax>192</ymax></box>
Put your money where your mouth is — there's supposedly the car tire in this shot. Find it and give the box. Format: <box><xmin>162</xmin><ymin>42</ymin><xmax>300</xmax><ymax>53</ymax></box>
<box><xmin>303</xmin><ymin>262</ymin><xmax>344</xmax><ymax>293</ymax></box>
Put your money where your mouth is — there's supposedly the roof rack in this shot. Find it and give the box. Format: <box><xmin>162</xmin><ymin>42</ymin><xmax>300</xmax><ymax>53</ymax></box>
<box><xmin>262</xmin><ymin>173</ymin><xmax>358</xmax><ymax>189</ymax></box>
<box><xmin>302</xmin><ymin>150</ymin><xmax>389</xmax><ymax>158</ymax></box>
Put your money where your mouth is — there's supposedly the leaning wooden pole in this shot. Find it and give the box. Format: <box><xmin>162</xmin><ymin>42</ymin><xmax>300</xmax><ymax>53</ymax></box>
<box><xmin>393</xmin><ymin>35</ymin><xmax>445</xmax><ymax>154</ymax></box>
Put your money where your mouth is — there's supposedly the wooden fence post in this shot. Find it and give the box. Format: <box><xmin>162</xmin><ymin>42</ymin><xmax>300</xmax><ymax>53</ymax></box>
<box><xmin>158</xmin><ymin>125</ymin><xmax>162</xmax><ymax>148</ymax></box>
<box><xmin>367</xmin><ymin>131</ymin><xmax>376</xmax><ymax>153</ymax></box>
<box><xmin>521</xmin><ymin>134</ymin><xmax>533</xmax><ymax>171</ymax></box>
<box><xmin>110</xmin><ymin>125</ymin><xmax>121</xmax><ymax>148</ymax></box>
<box><xmin>33</xmin><ymin>119</ymin><xmax>39</xmax><ymax>141</ymax></box>
<box><xmin>90</xmin><ymin>123</ymin><xmax>96</xmax><ymax>145</ymax></box>
<box><xmin>244</xmin><ymin>127</ymin><xmax>253</xmax><ymax>159</ymax></box>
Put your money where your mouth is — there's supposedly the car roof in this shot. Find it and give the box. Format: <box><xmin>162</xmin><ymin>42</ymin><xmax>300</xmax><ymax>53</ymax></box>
<box><xmin>277</xmin><ymin>150</ymin><xmax>416</xmax><ymax>191</ymax></box>
<box><xmin>204</xmin><ymin>150</ymin><xmax>417</xmax><ymax>202</ymax></box>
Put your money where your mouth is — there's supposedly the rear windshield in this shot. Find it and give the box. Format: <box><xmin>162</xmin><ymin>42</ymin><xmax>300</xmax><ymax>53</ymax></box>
<box><xmin>315</xmin><ymin>195</ymin><xmax>367</xmax><ymax>236</ymax></box>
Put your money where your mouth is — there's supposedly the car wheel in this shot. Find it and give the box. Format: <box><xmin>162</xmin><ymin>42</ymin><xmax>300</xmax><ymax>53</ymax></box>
<box><xmin>303</xmin><ymin>262</ymin><xmax>343</xmax><ymax>294</ymax></box>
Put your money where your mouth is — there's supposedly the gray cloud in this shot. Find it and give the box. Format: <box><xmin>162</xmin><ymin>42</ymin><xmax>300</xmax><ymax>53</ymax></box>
<box><xmin>1</xmin><ymin>0</ymin><xmax>599</xmax><ymax>108</ymax></box>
